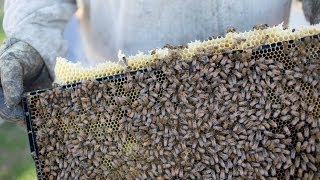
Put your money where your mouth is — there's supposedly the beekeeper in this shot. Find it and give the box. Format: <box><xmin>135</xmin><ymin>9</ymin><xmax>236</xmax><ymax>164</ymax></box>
<box><xmin>0</xmin><ymin>0</ymin><xmax>319</xmax><ymax>124</ymax></box>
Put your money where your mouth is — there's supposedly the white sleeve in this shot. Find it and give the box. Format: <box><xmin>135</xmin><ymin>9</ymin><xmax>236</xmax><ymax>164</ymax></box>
<box><xmin>3</xmin><ymin>0</ymin><xmax>77</xmax><ymax>79</ymax></box>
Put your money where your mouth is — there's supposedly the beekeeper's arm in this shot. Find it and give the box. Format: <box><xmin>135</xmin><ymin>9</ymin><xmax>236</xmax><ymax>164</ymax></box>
<box><xmin>0</xmin><ymin>0</ymin><xmax>76</xmax><ymax>124</ymax></box>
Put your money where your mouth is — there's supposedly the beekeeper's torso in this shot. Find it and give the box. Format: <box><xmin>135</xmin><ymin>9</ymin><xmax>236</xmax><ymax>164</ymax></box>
<box><xmin>70</xmin><ymin>0</ymin><xmax>292</xmax><ymax>63</ymax></box>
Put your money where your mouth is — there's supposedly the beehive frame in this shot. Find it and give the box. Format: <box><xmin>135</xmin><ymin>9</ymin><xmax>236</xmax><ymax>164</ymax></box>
<box><xmin>24</xmin><ymin>26</ymin><xmax>320</xmax><ymax>179</ymax></box>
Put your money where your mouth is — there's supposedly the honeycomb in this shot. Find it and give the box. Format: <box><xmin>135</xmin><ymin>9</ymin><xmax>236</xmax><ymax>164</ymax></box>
<box><xmin>24</xmin><ymin>25</ymin><xmax>320</xmax><ymax>179</ymax></box>
<box><xmin>54</xmin><ymin>24</ymin><xmax>320</xmax><ymax>85</ymax></box>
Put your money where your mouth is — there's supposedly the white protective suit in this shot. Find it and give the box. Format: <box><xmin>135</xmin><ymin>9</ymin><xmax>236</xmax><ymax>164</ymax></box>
<box><xmin>4</xmin><ymin>0</ymin><xmax>292</xmax><ymax>79</ymax></box>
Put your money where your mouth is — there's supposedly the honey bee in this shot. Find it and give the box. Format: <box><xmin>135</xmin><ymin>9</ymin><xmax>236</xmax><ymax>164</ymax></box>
<box><xmin>303</xmin><ymin>127</ymin><xmax>310</xmax><ymax>138</ymax></box>
<box><xmin>232</xmin><ymin>37</ymin><xmax>246</xmax><ymax>48</ymax></box>
<box><xmin>253</xmin><ymin>24</ymin><xmax>268</xmax><ymax>30</ymax></box>
<box><xmin>282</xmin><ymin>126</ymin><xmax>291</xmax><ymax>136</ymax></box>
<box><xmin>260</xmin><ymin>35</ymin><xmax>270</xmax><ymax>45</ymax></box>
<box><xmin>307</xmin><ymin>162</ymin><xmax>318</xmax><ymax>171</ymax></box>
<box><xmin>226</xmin><ymin>27</ymin><xmax>237</xmax><ymax>33</ymax></box>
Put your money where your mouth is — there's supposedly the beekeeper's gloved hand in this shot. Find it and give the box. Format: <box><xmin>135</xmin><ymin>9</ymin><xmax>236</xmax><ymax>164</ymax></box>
<box><xmin>303</xmin><ymin>0</ymin><xmax>320</xmax><ymax>24</ymax></box>
<box><xmin>1</xmin><ymin>0</ymin><xmax>76</xmax><ymax>125</ymax></box>
<box><xmin>0</xmin><ymin>38</ymin><xmax>52</xmax><ymax>125</ymax></box>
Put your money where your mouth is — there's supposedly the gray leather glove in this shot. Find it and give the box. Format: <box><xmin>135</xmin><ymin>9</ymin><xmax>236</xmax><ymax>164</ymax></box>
<box><xmin>0</xmin><ymin>38</ymin><xmax>52</xmax><ymax>125</ymax></box>
<box><xmin>302</xmin><ymin>0</ymin><xmax>320</xmax><ymax>24</ymax></box>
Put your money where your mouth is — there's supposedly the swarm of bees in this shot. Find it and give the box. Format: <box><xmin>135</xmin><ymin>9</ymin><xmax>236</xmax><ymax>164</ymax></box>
<box><xmin>25</xmin><ymin>26</ymin><xmax>320</xmax><ymax>179</ymax></box>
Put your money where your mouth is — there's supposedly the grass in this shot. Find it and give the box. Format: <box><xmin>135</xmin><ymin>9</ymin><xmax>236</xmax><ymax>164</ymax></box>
<box><xmin>0</xmin><ymin>122</ymin><xmax>37</xmax><ymax>180</ymax></box>
<box><xmin>0</xmin><ymin>14</ymin><xmax>4</xmax><ymax>41</ymax></box>
<box><xmin>0</xmin><ymin>29</ymin><xmax>4</xmax><ymax>40</ymax></box>
<box><xmin>0</xmin><ymin>11</ymin><xmax>37</xmax><ymax>180</ymax></box>
<box><xmin>0</xmin><ymin>31</ymin><xmax>4</xmax><ymax>41</ymax></box>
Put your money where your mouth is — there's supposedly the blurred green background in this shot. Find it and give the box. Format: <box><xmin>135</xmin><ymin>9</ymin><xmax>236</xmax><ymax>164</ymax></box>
<box><xmin>0</xmin><ymin>1</ymin><xmax>37</xmax><ymax>179</ymax></box>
